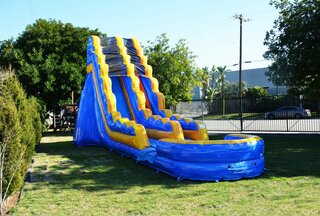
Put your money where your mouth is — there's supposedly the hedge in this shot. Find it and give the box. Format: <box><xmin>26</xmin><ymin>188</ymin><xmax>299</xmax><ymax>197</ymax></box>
<box><xmin>0</xmin><ymin>72</ymin><xmax>42</xmax><ymax>199</ymax></box>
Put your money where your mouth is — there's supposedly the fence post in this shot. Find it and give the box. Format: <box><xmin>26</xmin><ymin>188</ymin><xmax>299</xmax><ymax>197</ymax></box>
<box><xmin>286</xmin><ymin>95</ymin><xmax>289</xmax><ymax>132</ymax></box>
<box><xmin>53</xmin><ymin>114</ymin><xmax>56</xmax><ymax>131</ymax></box>
<box><xmin>201</xmin><ymin>100</ymin><xmax>204</xmax><ymax>121</ymax></box>
<box><xmin>240</xmin><ymin>96</ymin><xmax>243</xmax><ymax>132</ymax></box>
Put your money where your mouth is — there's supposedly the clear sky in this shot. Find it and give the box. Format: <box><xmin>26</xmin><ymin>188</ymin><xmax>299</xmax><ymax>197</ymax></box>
<box><xmin>0</xmin><ymin>0</ymin><xmax>279</xmax><ymax>70</ymax></box>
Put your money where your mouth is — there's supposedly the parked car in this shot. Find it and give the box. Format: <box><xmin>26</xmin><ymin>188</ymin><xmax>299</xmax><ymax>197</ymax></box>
<box><xmin>265</xmin><ymin>106</ymin><xmax>311</xmax><ymax>119</ymax></box>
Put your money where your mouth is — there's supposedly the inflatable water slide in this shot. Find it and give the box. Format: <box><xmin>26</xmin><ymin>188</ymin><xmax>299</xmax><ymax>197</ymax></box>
<box><xmin>73</xmin><ymin>36</ymin><xmax>265</xmax><ymax>181</ymax></box>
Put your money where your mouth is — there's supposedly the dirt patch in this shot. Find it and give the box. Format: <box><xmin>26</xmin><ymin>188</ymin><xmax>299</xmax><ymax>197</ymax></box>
<box><xmin>2</xmin><ymin>192</ymin><xmax>20</xmax><ymax>215</ymax></box>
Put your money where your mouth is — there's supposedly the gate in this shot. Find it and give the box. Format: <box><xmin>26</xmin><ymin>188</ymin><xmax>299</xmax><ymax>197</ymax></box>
<box><xmin>176</xmin><ymin>96</ymin><xmax>320</xmax><ymax>133</ymax></box>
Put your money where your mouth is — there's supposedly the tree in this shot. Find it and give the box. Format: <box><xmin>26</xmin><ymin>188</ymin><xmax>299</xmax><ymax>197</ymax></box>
<box><xmin>0</xmin><ymin>69</ymin><xmax>42</xmax><ymax>210</ymax></box>
<box><xmin>264</xmin><ymin>0</ymin><xmax>320</xmax><ymax>98</ymax></box>
<box><xmin>0</xmin><ymin>19</ymin><xmax>103</xmax><ymax>108</ymax></box>
<box><xmin>144</xmin><ymin>33</ymin><xmax>198</xmax><ymax>107</ymax></box>
<box><xmin>198</xmin><ymin>66</ymin><xmax>216</xmax><ymax>100</ymax></box>
<box><xmin>202</xmin><ymin>66</ymin><xmax>244</xmax><ymax>99</ymax></box>
<box><xmin>214</xmin><ymin>66</ymin><xmax>227</xmax><ymax>98</ymax></box>
<box><xmin>223</xmin><ymin>81</ymin><xmax>247</xmax><ymax>98</ymax></box>
<box><xmin>245</xmin><ymin>86</ymin><xmax>270</xmax><ymax>99</ymax></box>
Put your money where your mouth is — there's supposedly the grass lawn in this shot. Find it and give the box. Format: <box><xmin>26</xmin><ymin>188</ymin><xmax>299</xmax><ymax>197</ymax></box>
<box><xmin>12</xmin><ymin>132</ymin><xmax>320</xmax><ymax>215</ymax></box>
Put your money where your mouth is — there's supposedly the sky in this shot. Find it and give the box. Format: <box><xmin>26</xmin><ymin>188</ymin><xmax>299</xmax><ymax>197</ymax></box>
<box><xmin>0</xmin><ymin>0</ymin><xmax>279</xmax><ymax>70</ymax></box>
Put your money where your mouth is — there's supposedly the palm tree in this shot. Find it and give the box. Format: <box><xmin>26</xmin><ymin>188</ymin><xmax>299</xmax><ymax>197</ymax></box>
<box><xmin>200</xmin><ymin>66</ymin><xmax>216</xmax><ymax>100</ymax></box>
<box><xmin>215</xmin><ymin>66</ymin><xmax>227</xmax><ymax>114</ymax></box>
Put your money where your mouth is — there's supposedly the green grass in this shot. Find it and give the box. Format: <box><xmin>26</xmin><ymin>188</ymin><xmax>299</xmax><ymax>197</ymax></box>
<box><xmin>12</xmin><ymin>132</ymin><xmax>320</xmax><ymax>215</ymax></box>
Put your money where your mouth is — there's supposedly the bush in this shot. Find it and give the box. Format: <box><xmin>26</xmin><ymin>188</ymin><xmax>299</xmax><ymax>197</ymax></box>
<box><xmin>0</xmin><ymin>71</ymin><xmax>42</xmax><ymax>199</ymax></box>
<box><xmin>244</xmin><ymin>86</ymin><xmax>270</xmax><ymax>99</ymax></box>
<box><xmin>28</xmin><ymin>97</ymin><xmax>43</xmax><ymax>145</ymax></box>
<box><xmin>0</xmin><ymin>95</ymin><xmax>23</xmax><ymax>196</ymax></box>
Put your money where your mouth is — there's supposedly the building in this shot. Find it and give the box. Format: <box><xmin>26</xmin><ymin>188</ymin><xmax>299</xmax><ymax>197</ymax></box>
<box><xmin>193</xmin><ymin>67</ymin><xmax>287</xmax><ymax>100</ymax></box>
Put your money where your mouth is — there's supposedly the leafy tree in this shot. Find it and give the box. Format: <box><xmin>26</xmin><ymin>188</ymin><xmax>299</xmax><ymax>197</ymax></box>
<box><xmin>264</xmin><ymin>0</ymin><xmax>320</xmax><ymax>98</ymax></box>
<box><xmin>223</xmin><ymin>81</ymin><xmax>246</xmax><ymax>98</ymax></box>
<box><xmin>0</xmin><ymin>19</ymin><xmax>103</xmax><ymax>108</ymax></box>
<box><xmin>244</xmin><ymin>86</ymin><xmax>271</xmax><ymax>112</ymax></box>
<box><xmin>245</xmin><ymin>86</ymin><xmax>270</xmax><ymax>98</ymax></box>
<box><xmin>201</xmin><ymin>65</ymin><xmax>246</xmax><ymax>99</ymax></box>
<box><xmin>144</xmin><ymin>33</ymin><xmax>198</xmax><ymax>107</ymax></box>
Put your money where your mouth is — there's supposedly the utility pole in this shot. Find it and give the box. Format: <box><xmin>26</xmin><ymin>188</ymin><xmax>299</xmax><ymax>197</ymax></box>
<box><xmin>233</xmin><ymin>14</ymin><xmax>250</xmax><ymax>131</ymax></box>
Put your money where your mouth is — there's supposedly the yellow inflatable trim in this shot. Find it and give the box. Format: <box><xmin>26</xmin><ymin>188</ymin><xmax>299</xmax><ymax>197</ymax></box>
<box><xmin>162</xmin><ymin>109</ymin><xmax>173</xmax><ymax>118</ymax></box>
<box><xmin>146</xmin><ymin>120</ymin><xmax>184</xmax><ymax>140</ymax></box>
<box><xmin>160</xmin><ymin>135</ymin><xmax>262</xmax><ymax>145</ymax></box>
<box><xmin>89</xmin><ymin>35</ymin><xmax>149</xmax><ymax>150</ymax></box>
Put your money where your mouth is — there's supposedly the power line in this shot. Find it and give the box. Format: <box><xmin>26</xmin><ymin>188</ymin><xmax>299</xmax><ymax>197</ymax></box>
<box><xmin>182</xmin><ymin>17</ymin><xmax>236</xmax><ymax>41</ymax></box>
<box><xmin>225</xmin><ymin>59</ymin><xmax>271</xmax><ymax>67</ymax></box>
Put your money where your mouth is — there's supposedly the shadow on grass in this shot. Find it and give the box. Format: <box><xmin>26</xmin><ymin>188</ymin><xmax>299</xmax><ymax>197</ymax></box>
<box><xmin>211</xmin><ymin>133</ymin><xmax>320</xmax><ymax>179</ymax></box>
<box><xmin>33</xmin><ymin>137</ymin><xmax>187</xmax><ymax>193</ymax></box>
<box><xmin>31</xmin><ymin>133</ymin><xmax>320</xmax><ymax>193</ymax></box>
<box><xmin>260</xmin><ymin>134</ymin><xmax>320</xmax><ymax>178</ymax></box>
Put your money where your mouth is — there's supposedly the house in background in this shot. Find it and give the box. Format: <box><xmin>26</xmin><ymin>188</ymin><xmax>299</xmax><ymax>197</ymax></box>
<box><xmin>192</xmin><ymin>67</ymin><xmax>287</xmax><ymax>100</ymax></box>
